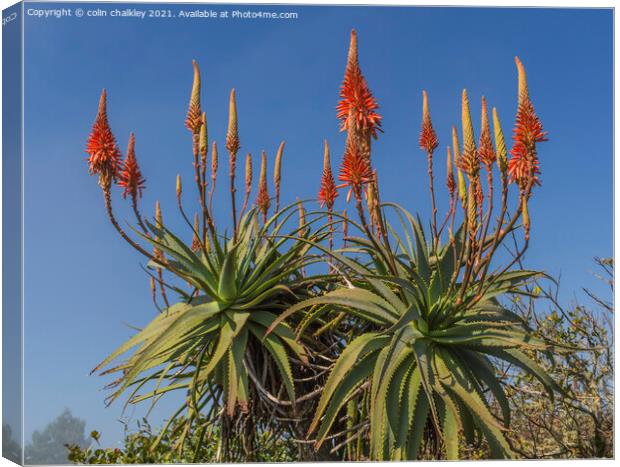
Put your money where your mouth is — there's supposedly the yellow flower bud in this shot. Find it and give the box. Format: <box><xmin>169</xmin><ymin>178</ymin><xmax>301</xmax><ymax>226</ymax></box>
<box><xmin>226</xmin><ymin>89</ymin><xmax>239</xmax><ymax>156</ymax></box>
<box><xmin>492</xmin><ymin>107</ymin><xmax>508</xmax><ymax>175</ymax></box>
<box><xmin>199</xmin><ymin>112</ymin><xmax>208</xmax><ymax>156</ymax></box>
<box><xmin>245</xmin><ymin>153</ymin><xmax>252</xmax><ymax>191</ymax></box>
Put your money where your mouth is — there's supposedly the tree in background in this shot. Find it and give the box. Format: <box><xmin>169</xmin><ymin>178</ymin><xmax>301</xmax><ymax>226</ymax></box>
<box><xmin>3</xmin><ymin>424</ymin><xmax>21</xmax><ymax>464</ymax></box>
<box><xmin>25</xmin><ymin>409</ymin><xmax>89</xmax><ymax>465</ymax></box>
<box><xmin>506</xmin><ymin>257</ymin><xmax>613</xmax><ymax>458</ymax></box>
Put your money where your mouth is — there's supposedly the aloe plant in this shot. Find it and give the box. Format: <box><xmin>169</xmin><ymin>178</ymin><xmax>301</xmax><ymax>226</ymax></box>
<box><xmin>84</xmin><ymin>27</ymin><xmax>559</xmax><ymax>462</ymax></box>
<box><xmin>274</xmin><ymin>205</ymin><xmax>560</xmax><ymax>459</ymax></box>
<box><xmin>92</xmin><ymin>206</ymin><xmax>328</xmax><ymax>460</ymax></box>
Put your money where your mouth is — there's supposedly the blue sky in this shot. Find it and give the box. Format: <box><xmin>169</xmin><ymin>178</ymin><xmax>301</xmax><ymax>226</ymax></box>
<box><xmin>21</xmin><ymin>3</ymin><xmax>612</xmax><ymax>447</ymax></box>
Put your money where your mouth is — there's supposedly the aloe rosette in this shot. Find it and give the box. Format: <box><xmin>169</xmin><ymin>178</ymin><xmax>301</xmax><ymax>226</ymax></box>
<box><xmin>273</xmin><ymin>205</ymin><xmax>560</xmax><ymax>460</ymax></box>
<box><xmin>93</xmin><ymin>206</ymin><xmax>327</xmax><ymax>449</ymax></box>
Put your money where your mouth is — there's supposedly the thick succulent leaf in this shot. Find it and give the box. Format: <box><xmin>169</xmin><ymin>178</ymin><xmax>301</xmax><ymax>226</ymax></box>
<box><xmin>313</xmin><ymin>353</ymin><xmax>376</xmax><ymax>448</ymax></box>
<box><xmin>479</xmin><ymin>347</ymin><xmax>561</xmax><ymax>399</ymax></box>
<box><xmin>226</xmin><ymin>326</ymin><xmax>248</xmax><ymax>415</ymax></box>
<box><xmin>460</xmin><ymin>349</ymin><xmax>510</xmax><ymax>427</ymax></box>
<box><xmin>217</xmin><ymin>245</ymin><xmax>239</xmax><ymax>302</ymax></box>
<box><xmin>107</xmin><ymin>301</ymin><xmax>226</xmax><ymax>401</ymax></box>
<box><xmin>248</xmin><ymin>323</ymin><xmax>296</xmax><ymax>405</ymax></box>
<box><xmin>308</xmin><ymin>332</ymin><xmax>389</xmax><ymax>436</ymax></box>
<box><xmin>437</xmin><ymin>395</ymin><xmax>460</xmax><ymax>460</ymax></box>
<box><xmin>385</xmin><ymin>357</ymin><xmax>414</xmax><ymax>458</ymax></box>
<box><xmin>434</xmin><ymin>348</ymin><xmax>504</xmax><ymax>432</ymax></box>
<box><xmin>404</xmin><ymin>368</ymin><xmax>429</xmax><ymax>460</ymax></box>
<box><xmin>249</xmin><ymin>311</ymin><xmax>307</xmax><ymax>363</ymax></box>
<box><xmin>197</xmin><ymin>311</ymin><xmax>250</xmax><ymax>385</ymax></box>
<box><xmin>270</xmin><ymin>288</ymin><xmax>398</xmax><ymax>334</ymax></box>
<box><xmin>92</xmin><ymin>299</ymin><xmax>206</xmax><ymax>374</ymax></box>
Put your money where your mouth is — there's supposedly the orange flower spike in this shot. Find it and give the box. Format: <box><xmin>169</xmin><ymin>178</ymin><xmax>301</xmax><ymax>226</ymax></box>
<box><xmin>155</xmin><ymin>200</ymin><xmax>163</xmax><ymax>229</ymax></box>
<box><xmin>446</xmin><ymin>146</ymin><xmax>455</xmax><ymax>195</ymax></box>
<box><xmin>452</xmin><ymin>126</ymin><xmax>462</xmax><ymax>168</ymax></box>
<box><xmin>336</xmin><ymin>30</ymin><xmax>382</xmax><ymax>138</ymax></box>
<box><xmin>338</xmin><ymin>140</ymin><xmax>373</xmax><ymax>196</ymax></box>
<box><xmin>245</xmin><ymin>153</ymin><xmax>253</xmax><ymax>193</ymax></box>
<box><xmin>478</xmin><ymin>97</ymin><xmax>496</xmax><ymax>168</ymax></box>
<box><xmin>153</xmin><ymin>200</ymin><xmax>163</xmax><ymax>259</ymax></box>
<box><xmin>461</xmin><ymin>89</ymin><xmax>479</xmax><ymax>179</ymax></box>
<box><xmin>492</xmin><ymin>108</ymin><xmax>508</xmax><ymax>176</ymax></box>
<box><xmin>256</xmin><ymin>150</ymin><xmax>270</xmax><ymax>220</ymax></box>
<box><xmin>118</xmin><ymin>133</ymin><xmax>146</xmax><ymax>200</ymax></box>
<box><xmin>211</xmin><ymin>142</ymin><xmax>218</xmax><ymax>185</ymax></box>
<box><xmin>185</xmin><ymin>60</ymin><xmax>202</xmax><ymax>133</ymax></box>
<box><xmin>176</xmin><ymin>174</ymin><xmax>182</xmax><ymax>199</ymax></box>
<box><xmin>509</xmin><ymin>57</ymin><xmax>547</xmax><ymax>190</ymax></box>
<box><xmin>318</xmin><ymin>140</ymin><xmax>339</xmax><ymax>210</ymax></box>
<box><xmin>515</xmin><ymin>56</ymin><xmax>529</xmax><ymax>106</ymax></box>
<box><xmin>274</xmin><ymin>141</ymin><xmax>285</xmax><ymax>211</ymax></box>
<box><xmin>419</xmin><ymin>90</ymin><xmax>438</xmax><ymax>153</ymax></box>
<box><xmin>226</xmin><ymin>89</ymin><xmax>240</xmax><ymax>157</ymax></box>
<box><xmin>191</xmin><ymin>212</ymin><xmax>201</xmax><ymax>252</ymax></box>
<box><xmin>86</xmin><ymin>89</ymin><xmax>122</xmax><ymax>189</ymax></box>
<box><xmin>199</xmin><ymin>112</ymin><xmax>208</xmax><ymax>158</ymax></box>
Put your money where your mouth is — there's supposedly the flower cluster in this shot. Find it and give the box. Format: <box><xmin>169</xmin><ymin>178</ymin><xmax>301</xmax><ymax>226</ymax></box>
<box><xmin>118</xmin><ymin>133</ymin><xmax>146</xmax><ymax>200</ymax></box>
<box><xmin>508</xmin><ymin>57</ymin><xmax>547</xmax><ymax>192</ymax></box>
<box><xmin>86</xmin><ymin>90</ymin><xmax>122</xmax><ymax>189</ymax></box>
<box><xmin>336</xmin><ymin>30</ymin><xmax>382</xmax><ymax>139</ymax></box>
<box><xmin>317</xmin><ymin>141</ymin><xmax>338</xmax><ymax>210</ymax></box>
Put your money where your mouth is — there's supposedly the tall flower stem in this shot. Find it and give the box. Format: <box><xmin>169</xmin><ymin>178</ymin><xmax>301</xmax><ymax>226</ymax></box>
<box><xmin>103</xmin><ymin>187</ymin><xmax>153</xmax><ymax>260</ymax></box>
<box><xmin>131</xmin><ymin>196</ymin><xmax>149</xmax><ymax>236</ymax></box>
<box><xmin>177</xmin><ymin>190</ymin><xmax>209</xmax><ymax>259</ymax></box>
<box><xmin>229</xmin><ymin>156</ymin><xmax>238</xmax><ymax>239</ymax></box>
<box><xmin>427</xmin><ymin>151</ymin><xmax>439</xmax><ymax>244</ymax></box>
<box><xmin>475</xmin><ymin>169</ymin><xmax>494</xmax><ymax>266</ymax></box>
<box><xmin>354</xmin><ymin>189</ymin><xmax>397</xmax><ymax>277</ymax></box>
<box><xmin>208</xmin><ymin>142</ymin><xmax>218</xmax><ymax>230</ymax></box>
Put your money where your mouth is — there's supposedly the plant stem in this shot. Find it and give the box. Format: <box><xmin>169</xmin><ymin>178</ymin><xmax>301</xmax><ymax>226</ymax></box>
<box><xmin>427</xmin><ymin>151</ymin><xmax>439</xmax><ymax>245</ymax></box>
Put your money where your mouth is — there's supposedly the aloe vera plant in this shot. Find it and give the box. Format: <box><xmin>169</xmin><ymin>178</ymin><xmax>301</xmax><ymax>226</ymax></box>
<box><xmin>274</xmin><ymin>206</ymin><xmax>560</xmax><ymax>460</ymax></box>
<box><xmin>93</xmin><ymin>207</ymin><xmax>329</xmax><ymax>460</ymax></box>
<box><xmin>85</xmin><ymin>28</ymin><xmax>558</xmax><ymax>461</ymax></box>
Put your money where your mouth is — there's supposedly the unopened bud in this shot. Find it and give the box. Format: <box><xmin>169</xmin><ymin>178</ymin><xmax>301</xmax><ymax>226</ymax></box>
<box><xmin>297</xmin><ymin>198</ymin><xmax>306</xmax><ymax>230</ymax></box>
<box><xmin>245</xmin><ymin>153</ymin><xmax>252</xmax><ymax>192</ymax></box>
<box><xmin>199</xmin><ymin>112</ymin><xmax>208</xmax><ymax>156</ymax></box>
<box><xmin>274</xmin><ymin>141</ymin><xmax>285</xmax><ymax>210</ymax></box>
<box><xmin>176</xmin><ymin>174</ymin><xmax>182</xmax><ymax>198</ymax></box>
<box><xmin>457</xmin><ymin>167</ymin><xmax>467</xmax><ymax>205</ymax></box>
<box><xmin>192</xmin><ymin>212</ymin><xmax>200</xmax><ymax>252</ymax></box>
<box><xmin>467</xmin><ymin>184</ymin><xmax>478</xmax><ymax>236</ymax></box>
<box><xmin>155</xmin><ymin>200</ymin><xmax>163</xmax><ymax>228</ymax></box>
<box><xmin>226</xmin><ymin>89</ymin><xmax>239</xmax><ymax>156</ymax></box>
<box><xmin>492</xmin><ymin>107</ymin><xmax>508</xmax><ymax>175</ymax></box>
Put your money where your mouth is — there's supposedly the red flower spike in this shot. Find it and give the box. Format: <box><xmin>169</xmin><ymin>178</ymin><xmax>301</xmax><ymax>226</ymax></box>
<box><xmin>318</xmin><ymin>140</ymin><xmax>339</xmax><ymax>210</ymax></box>
<box><xmin>256</xmin><ymin>150</ymin><xmax>271</xmax><ymax>219</ymax></box>
<box><xmin>118</xmin><ymin>133</ymin><xmax>146</xmax><ymax>200</ymax></box>
<box><xmin>478</xmin><ymin>97</ymin><xmax>496</xmax><ymax>168</ymax></box>
<box><xmin>446</xmin><ymin>146</ymin><xmax>455</xmax><ymax>194</ymax></box>
<box><xmin>336</xmin><ymin>30</ymin><xmax>383</xmax><ymax>139</ymax></box>
<box><xmin>185</xmin><ymin>60</ymin><xmax>202</xmax><ymax>133</ymax></box>
<box><xmin>86</xmin><ymin>89</ymin><xmax>122</xmax><ymax>186</ymax></box>
<box><xmin>419</xmin><ymin>90</ymin><xmax>438</xmax><ymax>153</ymax></box>
<box><xmin>508</xmin><ymin>57</ymin><xmax>547</xmax><ymax>189</ymax></box>
<box><xmin>338</xmin><ymin>140</ymin><xmax>373</xmax><ymax>193</ymax></box>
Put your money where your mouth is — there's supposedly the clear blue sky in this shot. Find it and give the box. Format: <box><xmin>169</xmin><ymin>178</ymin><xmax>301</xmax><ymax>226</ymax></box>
<box><xmin>21</xmin><ymin>2</ymin><xmax>612</xmax><ymax>447</ymax></box>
